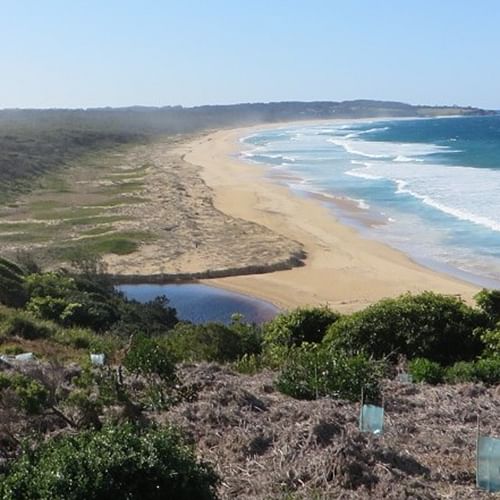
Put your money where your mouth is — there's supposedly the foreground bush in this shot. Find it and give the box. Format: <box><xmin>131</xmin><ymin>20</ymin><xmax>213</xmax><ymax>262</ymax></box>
<box><xmin>167</xmin><ymin>322</ymin><xmax>261</xmax><ymax>364</ymax></box>
<box><xmin>324</xmin><ymin>292</ymin><xmax>486</xmax><ymax>365</ymax></box>
<box><xmin>263</xmin><ymin>306</ymin><xmax>340</xmax><ymax>365</ymax></box>
<box><xmin>275</xmin><ymin>344</ymin><xmax>384</xmax><ymax>401</ymax></box>
<box><xmin>0</xmin><ymin>424</ymin><xmax>219</xmax><ymax>500</ymax></box>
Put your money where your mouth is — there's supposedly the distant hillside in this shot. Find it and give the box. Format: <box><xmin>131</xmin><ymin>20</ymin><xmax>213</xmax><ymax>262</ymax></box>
<box><xmin>0</xmin><ymin>100</ymin><xmax>493</xmax><ymax>200</ymax></box>
<box><xmin>0</xmin><ymin>100</ymin><xmax>492</xmax><ymax>135</ymax></box>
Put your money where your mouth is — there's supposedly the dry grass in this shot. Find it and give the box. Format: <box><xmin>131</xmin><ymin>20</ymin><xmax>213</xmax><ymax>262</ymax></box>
<box><xmin>162</xmin><ymin>364</ymin><xmax>500</xmax><ymax>499</ymax></box>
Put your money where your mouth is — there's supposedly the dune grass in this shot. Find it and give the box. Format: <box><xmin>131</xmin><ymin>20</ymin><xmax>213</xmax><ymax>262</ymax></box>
<box><xmin>52</xmin><ymin>230</ymin><xmax>155</xmax><ymax>258</ymax></box>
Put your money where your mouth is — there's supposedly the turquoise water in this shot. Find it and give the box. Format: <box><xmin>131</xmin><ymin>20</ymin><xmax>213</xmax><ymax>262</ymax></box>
<box><xmin>242</xmin><ymin>115</ymin><xmax>500</xmax><ymax>287</ymax></box>
<box><xmin>118</xmin><ymin>283</ymin><xmax>279</xmax><ymax>324</ymax></box>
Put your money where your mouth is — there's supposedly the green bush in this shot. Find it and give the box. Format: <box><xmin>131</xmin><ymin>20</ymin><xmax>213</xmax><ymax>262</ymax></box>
<box><xmin>0</xmin><ymin>424</ymin><xmax>219</xmax><ymax>499</ymax></box>
<box><xmin>409</xmin><ymin>358</ymin><xmax>444</xmax><ymax>384</ymax></box>
<box><xmin>474</xmin><ymin>357</ymin><xmax>500</xmax><ymax>385</ymax></box>
<box><xmin>0</xmin><ymin>310</ymin><xmax>56</xmax><ymax>340</ymax></box>
<box><xmin>54</xmin><ymin>327</ymin><xmax>122</xmax><ymax>355</ymax></box>
<box><xmin>25</xmin><ymin>272</ymin><xmax>77</xmax><ymax>299</ymax></box>
<box><xmin>444</xmin><ymin>361</ymin><xmax>476</xmax><ymax>384</ymax></box>
<box><xmin>480</xmin><ymin>328</ymin><xmax>500</xmax><ymax>357</ymax></box>
<box><xmin>275</xmin><ymin>344</ymin><xmax>384</xmax><ymax>401</ymax></box>
<box><xmin>263</xmin><ymin>306</ymin><xmax>340</xmax><ymax>365</ymax></box>
<box><xmin>124</xmin><ymin>335</ymin><xmax>176</xmax><ymax>383</ymax></box>
<box><xmin>0</xmin><ymin>373</ymin><xmax>49</xmax><ymax>414</ymax></box>
<box><xmin>25</xmin><ymin>272</ymin><xmax>120</xmax><ymax>331</ymax></box>
<box><xmin>475</xmin><ymin>288</ymin><xmax>500</xmax><ymax>325</ymax></box>
<box><xmin>167</xmin><ymin>322</ymin><xmax>260</xmax><ymax>364</ymax></box>
<box><xmin>324</xmin><ymin>292</ymin><xmax>486</xmax><ymax>365</ymax></box>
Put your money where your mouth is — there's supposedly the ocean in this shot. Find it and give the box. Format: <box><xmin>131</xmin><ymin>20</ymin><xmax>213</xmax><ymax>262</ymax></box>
<box><xmin>241</xmin><ymin>114</ymin><xmax>500</xmax><ymax>288</ymax></box>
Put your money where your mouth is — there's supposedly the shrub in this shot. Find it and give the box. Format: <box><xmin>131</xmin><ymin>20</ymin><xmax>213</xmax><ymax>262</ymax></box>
<box><xmin>25</xmin><ymin>272</ymin><xmax>77</xmax><ymax>299</ymax></box>
<box><xmin>0</xmin><ymin>310</ymin><xmax>55</xmax><ymax>340</ymax></box>
<box><xmin>443</xmin><ymin>357</ymin><xmax>500</xmax><ymax>385</ymax></box>
<box><xmin>27</xmin><ymin>291</ymin><xmax>119</xmax><ymax>331</ymax></box>
<box><xmin>167</xmin><ymin>322</ymin><xmax>260</xmax><ymax>364</ymax></box>
<box><xmin>25</xmin><ymin>272</ymin><xmax>120</xmax><ymax>331</ymax></box>
<box><xmin>275</xmin><ymin>343</ymin><xmax>384</xmax><ymax>401</ymax></box>
<box><xmin>0</xmin><ymin>259</ymin><xmax>27</xmax><ymax>308</ymax></box>
<box><xmin>0</xmin><ymin>424</ymin><xmax>219</xmax><ymax>499</ymax></box>
<box><xmin>232</xmin><ymin>353</ymin><xmax>264</xmax><ymax>375</ymax></box>
<box><xmin>124</xmin><ymin>335</ymin><xmax>176</xmax><ymax>384</ymax></box>
<box><xmin>263</xmin><ymin>306</ymin><xmax>340</xmax><ymax>365</ymax></box>
<box><xmin>444</xmin><ymin>361</ymin><xmax>476</xmax><ymax>384</ymax></box>
<box><xmin>408</xmin><ymin>358</ymin><xmax>444</xmax><ymax>384</ymax></box>
<box><xmin>324</xmin><ymin>292</ymin><xmax>486</xmax><ymax>365</ymax></box>
<box><xmin>112</xmin><ymin>295</ymin><xmax>178</xmax><ymax>336</ymax></box>
<box><xmin>480</xmin><ymin>328</ymin><xmax>500</xmax><ymax>357</ymax></box>
<box><xmin>474</xmin><ymin>357</ymin><xmax>500</xmax><ymax>385</ymax></box>
<box><xmin>54</xmin><ymin>327</ymin><xmax>121</xmax><ymax>355</ymax></box>
<box><xmin>475</xmin><ymin>288</ymin><xmax>500</xmax><ymax>325</ymax></box>
<box><xmin>0</xmin><ymin>373</ymin><xmax>49</xmax><ymax>414</ymax></box>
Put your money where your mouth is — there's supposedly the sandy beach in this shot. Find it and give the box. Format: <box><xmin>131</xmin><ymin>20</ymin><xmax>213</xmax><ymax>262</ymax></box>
<box><xmin>185</xmin><ymin>122</ymin><xmax>479</xmax><ymax>312</ymax></box>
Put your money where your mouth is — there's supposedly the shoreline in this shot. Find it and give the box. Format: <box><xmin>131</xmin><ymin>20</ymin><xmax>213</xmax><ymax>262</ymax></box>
<box><xmin>184</xmin><ymin>120</ymin><xmax>480</xmax><ymax>312</ymax></box>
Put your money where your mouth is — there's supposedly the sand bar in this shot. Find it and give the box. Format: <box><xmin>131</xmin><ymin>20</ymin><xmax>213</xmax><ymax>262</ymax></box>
<box><xmin>185</xmin><ymin>122</ymin><xmax>479</xmax><ymax>312</ymax></box>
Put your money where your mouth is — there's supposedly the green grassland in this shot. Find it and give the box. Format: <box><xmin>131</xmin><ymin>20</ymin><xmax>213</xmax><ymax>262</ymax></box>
<box><xmin>0</xmin><ymin>139</ymin><xmax>156</xmax><ymax>263</ymax></box>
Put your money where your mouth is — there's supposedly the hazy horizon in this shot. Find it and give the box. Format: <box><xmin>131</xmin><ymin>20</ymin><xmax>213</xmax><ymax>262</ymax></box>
<box><xmin>2</xmin><ymin>0</ymin><xmax>500</xmax><ymax>109</ymax></box>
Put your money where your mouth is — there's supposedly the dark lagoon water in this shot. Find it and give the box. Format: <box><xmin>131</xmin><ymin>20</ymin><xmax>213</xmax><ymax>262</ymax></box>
<box><xmin>118</xmin><ymin>283</ymin><xmax>279</xmax><ymax>324</ymax></box>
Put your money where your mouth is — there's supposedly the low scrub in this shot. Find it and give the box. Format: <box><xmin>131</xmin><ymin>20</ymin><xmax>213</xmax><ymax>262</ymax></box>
<box><xmin>0</xmin><ymin>372</ymin><xmax>49</xmax><ymax>414</ymax></box>
<box><xmin>411</xmin><ymin>357</ymin><xmax>500</xmax><ymax>385</ymax></box>
<box><xmin>54</xmin><ymin>327</ymin><xmax>121</xmax><ymax>355</ymax></box>
<box><xmin>0</xmin><ymin>424</ymin><xmax>219</xmax><ymax>499</ymax></box>
<box><xmin>275</xmin><ymin>344</ymin><xmax>385</xmax><ymax>401</ymax></box>
<box><xmin>0</xmin><ymin>309</ymin><xmax>56</xmax><ymax>340</ymax></box>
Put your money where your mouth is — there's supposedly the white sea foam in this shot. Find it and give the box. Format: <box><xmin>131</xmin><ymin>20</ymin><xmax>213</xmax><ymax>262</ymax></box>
<box><xmin>347</xmin><ymin>161</ymin><xmax>500</xmax><ymax>233</ymax></box>
<box><xmin>355</xmin><ymin>126</ymin><xmax>390</xmax><ymax>135</ymax></box>
<box><xmin>346</xmin><ymin>169</ymin><xmax>383</xmax><ymax>180</ymax></box>
<box><xmin>328</xmin><ymin>137</ymin><xmax>450</xmax><ymax>160</ymax></box>
<box><xmin>393</xmin><ymin>155</ymin><xmax>424</xmax><ymax>162</ymax></box>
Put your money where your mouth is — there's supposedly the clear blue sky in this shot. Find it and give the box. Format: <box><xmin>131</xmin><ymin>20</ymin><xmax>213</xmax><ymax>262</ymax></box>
<box><xmin>2</xmin><ymin>0</ymin><xmax>499</xmax><ymax>109</ymax></box>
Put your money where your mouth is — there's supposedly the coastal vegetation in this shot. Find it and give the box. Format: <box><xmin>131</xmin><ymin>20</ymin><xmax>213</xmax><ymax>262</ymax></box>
<box><xmin>0</xmin><ymin>254</ymin><xmax>499</xmax><ymax>497</ymax></box>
